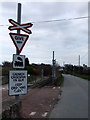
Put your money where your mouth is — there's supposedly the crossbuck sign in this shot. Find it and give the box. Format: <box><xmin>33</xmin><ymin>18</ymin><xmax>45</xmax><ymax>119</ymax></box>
<box><xmin>8</xmin><ymin>19</ymin><xmax>33</xmax><ymax>34</ymax></box>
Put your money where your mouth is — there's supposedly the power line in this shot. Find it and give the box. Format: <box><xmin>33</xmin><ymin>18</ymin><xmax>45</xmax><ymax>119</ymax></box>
<box><xmin>0</xmin><ymin>16</ymin><xmax>88</xmax><ymax>26</ymax></box>
<box><xmin>32</xmin><ymin>16</ymin><xmax>88</xmax><ymax>23</ymax></box>
<box><xmin>0</xmin><ymin>25</ymin><xmax>9</xmax><ymax>26</ymax></box>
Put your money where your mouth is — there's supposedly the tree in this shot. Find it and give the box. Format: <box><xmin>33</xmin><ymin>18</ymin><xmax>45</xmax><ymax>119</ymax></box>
<box><xmin>25</xmin><ymin>58</ymin><xmax>29</xmax><ymax>67</ymax></box>
<box><xmin>2</xmin><ymin>61</ymin><xmax>12</xmax><ymax>67</ymax></box>
<box><xmin>64</xmin><ymin>64</ymin><xmax>73</xmax><ymax>73</ymax></box>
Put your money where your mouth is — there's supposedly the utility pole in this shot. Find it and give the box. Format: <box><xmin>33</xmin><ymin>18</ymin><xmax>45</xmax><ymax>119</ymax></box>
<box><xmin>52</xmin><ymin>51</ymin><xmax>56</xmax><ymax>84</ymax></box>
<box><xmin>15</xmin><ymin>3</ymin><xmax>21</xmax><ymax>100</ymax></box>
<box><xmin>79</xmin><ymin>55</ymin><xmax>80</xmax><ymax>66</ymax></box>
<box><xmin>63</xmin><ymin>61</ymin><xmax>65</xmax><ymax>67</ymax></box>
<box><xmin>41</xmin><ymin>69</ymin><xmax>44</xmax><ymax>81</ymax></box>
<box><xmin>78</xmin><ymin>55</ymin><xmax>80</xmax><ymax>73</ymax></box>
<box><xmin>52</xmin><ymin>51</ymin><xmax>54</xmax><ymax>79</ymax></box>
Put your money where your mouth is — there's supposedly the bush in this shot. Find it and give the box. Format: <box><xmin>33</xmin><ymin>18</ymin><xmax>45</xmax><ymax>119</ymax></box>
<box><xmin>2</xmin><ymin>66</ymin><xmax>13</xmax><ymax>76</ymax></box>
<box><xmin>26</xmin><ymin>66</ymin><xmax>40</xmax><ymax>76</ymax></box>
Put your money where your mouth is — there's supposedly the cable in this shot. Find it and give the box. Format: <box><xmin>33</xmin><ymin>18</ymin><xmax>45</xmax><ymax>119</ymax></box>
<box><xmin>0</xmin><ymin>25</ymin><xmax>9</xmax><ymax>26</ymax></box>
<box><xmin>32</xmin><ymin>16</ymin><xmax>88</xmax><ymax>23</ymax></box>
<box><xmin>0</xmin><ymin>16</ymin><xmax>88</xmax><ymax>26</ymax></box>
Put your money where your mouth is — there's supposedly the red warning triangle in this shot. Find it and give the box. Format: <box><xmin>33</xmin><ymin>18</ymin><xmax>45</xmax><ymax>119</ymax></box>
<box><xmin>9</xmin><ymin>33</ymin><xmax>29</xmax><ymax>53</ymax></box>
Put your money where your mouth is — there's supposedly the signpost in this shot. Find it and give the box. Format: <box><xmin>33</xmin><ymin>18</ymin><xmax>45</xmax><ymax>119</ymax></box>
<box><xmin>9</xmin><ymin>70</ymin><xmax>27</xmax><ymax>95</ymax></box>
<box><xmin>52</xmin><ymin>51</ymin><xmax>56</xmax><ymax>84</ymax></box>
<box><xmin>8</xmin><ymin>3</ymin><xmax>33</xmax><ymax>99</ymax></box>
<box><xmin>15</xmin><ymin>3</ymin><xmax>21</xmax><ymax>100</ymax></box>
<box><xmin>13</xmin><ymin>54</ymin><xmax>25</xmax><ymax>69</ymax></box>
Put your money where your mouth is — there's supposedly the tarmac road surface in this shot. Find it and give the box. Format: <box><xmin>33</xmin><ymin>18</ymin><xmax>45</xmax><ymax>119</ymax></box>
<box><xmin>49</xmin><ymin>74</ymin><xmax>88</xmax><ymax>118</ymax></box>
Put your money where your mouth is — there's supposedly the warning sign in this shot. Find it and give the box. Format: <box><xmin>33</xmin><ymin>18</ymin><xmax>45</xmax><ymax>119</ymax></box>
<box><xmin>13</xmin><ymin>54</ymin><xmax>25</xmax><ymax>69</ymax></box>
<box><xmin>9</xmin><ymin>33</ymin><xmax>29</xmax><ymax>53</ymax></box>
<box><xmin>8</xmin><ymin>19</ymin><xmax>33</xmax><ymax>34</ymax></box>
<box><xmin>9</xmin><ymin>70</ymin><xmax>27</xmax><ymax>95</ymax></box>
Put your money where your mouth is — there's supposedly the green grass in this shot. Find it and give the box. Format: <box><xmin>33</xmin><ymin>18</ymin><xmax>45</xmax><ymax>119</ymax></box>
<box><xmin>28</xmin><ymin>75</ymin><xmax>42</xmax><ymax>83</ymax></box>
<box><xmin>28</xmin><ymin>76</ymin><xmax>49</xmax><ymax>84</ymax></box>
<box><xmin>57</xmin><ymin>76</ymin><xmax>64</xmax><ymax>86</ymax></box>
<box><xmin>55</xmin><ymin>74</ymin><xmax>64</xmax><ymax>86</ymax></box>
<box><xmin>71</xmin><ymin>73</ymin><xmax>90</xmax><ymax>80</ymax></box>
<box><xmin>28</xmin><ymin>75</ymin><xmax>37</xmax><ymax>83</ymax></box>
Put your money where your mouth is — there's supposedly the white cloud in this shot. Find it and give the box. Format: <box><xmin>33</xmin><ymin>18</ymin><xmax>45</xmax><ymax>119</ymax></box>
<box><xmin>0</xmin><ymin>2</ymin><xmax>88</xmax><ymax>66</ymax></box>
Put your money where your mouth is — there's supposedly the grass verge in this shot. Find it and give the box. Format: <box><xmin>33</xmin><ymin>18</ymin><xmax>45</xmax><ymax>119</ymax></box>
<box><xmin>55</xmin><ymin>74</ymin><xmax>64</xmax><ymax>86</ymax></box>
<box><xmin>71</xmin><ymin>73</ymin><xmax>90</xmax><ymax>80</ymax></box>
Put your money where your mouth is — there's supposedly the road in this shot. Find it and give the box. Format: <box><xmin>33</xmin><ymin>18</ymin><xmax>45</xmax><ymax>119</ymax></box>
<box><xmin>49</xmin><ymin>74</ymin><xmax>88</xmax><ymax>118</ymax></box>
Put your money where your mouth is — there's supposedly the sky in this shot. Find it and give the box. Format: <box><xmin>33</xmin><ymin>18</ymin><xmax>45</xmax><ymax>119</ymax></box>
<box><xmin>0</xmin><ymin>2</ymin><xmax>88</xmax><ymax>66</ymax></box>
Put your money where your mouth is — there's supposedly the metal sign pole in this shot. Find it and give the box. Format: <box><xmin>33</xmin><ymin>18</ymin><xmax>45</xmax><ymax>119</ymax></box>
<box><xmin>52</xmin><ymin>51</ymin><xmax>54</xmax><ymax>84</ymax></box>
<box><xmin>15</xmin><ymin>3</ymin><xmax>21</xmax><ymax>100</ymax></box>
<box><xmin>41</xmin><ymin>69</ymin><xmax>44</xmax><ymax>81</ymax></box>
<box><xmin>17</xmin><ymin>3</ymin><xmax>21</xmax><ymax>54</ymax></box>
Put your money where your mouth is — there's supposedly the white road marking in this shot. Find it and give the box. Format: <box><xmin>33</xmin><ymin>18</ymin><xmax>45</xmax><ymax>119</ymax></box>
<box><xmin>42</xmin><ymin>112</ymin><xmax>48</xmax><ymax>117</ymax></box>
<box><xmin>29</xmin><ymin>112</ymin><xmax>36</xmax><ymax>116</ymax></box>
<box><xmin>2</xmin><ymin>88</ymin><xmax>5</xmax><ymax>90</ymax></box>
<box><xmin>52</xmin><ymin>87</ymin><xmax>56</xmax><ymax>89</ymax></box>
<box><xmin>58</xmin><ymin>87</ymin><xmax>60</xmax><ymax>89</ymax></box>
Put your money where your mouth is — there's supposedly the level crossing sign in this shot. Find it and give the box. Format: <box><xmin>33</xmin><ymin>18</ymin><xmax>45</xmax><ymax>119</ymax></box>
<box><xmin>9</xmin><ymin>33</ymin><xmax>29</xmax><ymax>53</ymax></box>
<box><xmin>13</xmin><ymin>54</ymin><xmax>25</xmax><ymax>68</ymax></box>
<box><xmin>8</xmin><ymin>19</ymin><xmax>33</xmax><ymax>34</ymax></box>
<box><xmin>8</xmin><ymin>16</ymin><xmax>33</xmax><ymax>97</ymax></box>
<box><xmin>9</xmin><ymin>70</ymin><xmax>27</xmax><ymax>95</ymax></box>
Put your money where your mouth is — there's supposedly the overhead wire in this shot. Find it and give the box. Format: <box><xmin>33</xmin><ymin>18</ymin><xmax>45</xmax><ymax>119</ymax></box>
<box><xmin>0</xmin><ymin>16</ymin><xmax>88</xmax><ymax>65</ymax></box>
<box><xmin>0</xmin><ymin>16</ymin><xmax>88</xmax><ymax>26</ymax></box>
<box><xmin>32</xmin><ymin>16</ymin><xmax>88</xmax><ymax>23</ymax></box>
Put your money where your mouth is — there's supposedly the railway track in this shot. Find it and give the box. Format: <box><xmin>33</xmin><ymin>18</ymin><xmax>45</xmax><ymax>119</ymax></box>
<box><xmin>2</xmin><ymin>76</ymin><xmax>59</xmax><ymax>103</ymax></box>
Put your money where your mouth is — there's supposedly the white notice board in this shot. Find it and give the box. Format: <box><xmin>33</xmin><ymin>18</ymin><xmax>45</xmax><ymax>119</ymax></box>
<box><xmin>9</xmin><ymin>70</ymin><xmax>27</xmax><ymax>95</ymax></box>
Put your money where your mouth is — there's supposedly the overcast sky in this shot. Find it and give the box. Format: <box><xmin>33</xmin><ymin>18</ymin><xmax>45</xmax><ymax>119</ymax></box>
<box><xmin>0</xmin><ymin>2</ymin><xmax>88</xmax><ymax>66</ymax></box>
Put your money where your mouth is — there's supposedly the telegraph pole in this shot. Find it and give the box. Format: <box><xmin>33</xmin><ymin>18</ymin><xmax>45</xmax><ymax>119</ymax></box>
<box><xmin>63</xmin><ymin>61</ymin><xmax>65</xmax><ymax>67</ymax></box>
<box><xmin>78</xmin><ymin>55</ymin><xmax>80</xmax><ymax>73</ymax></box>
<box><xmin>41</xmin><ymin>69</ymin><xmax>44</xmax><ymax>81</ymax></box>
<box><xmin>52</xmin><ymin>51</ymin><xmax>56</xmax><ymax>84</ymax></box>
<box><xmin>79</xmin><ymin>55</ymin><xmax>80</xmax><ymax>66</ymax></box>
<box><xmin>52</xmin><ymin>51</ymin><xmax>54</xmax><ymax>79</ymax></box>
<box><xmin>53</xmin><ymin>51</ymin><xmax>54</xmax><ymax>61</ymax></box>
<box><xmin>15</xmin><ymin>3</ymin><xmax>21</xmax><ymax>100</ymax></box>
